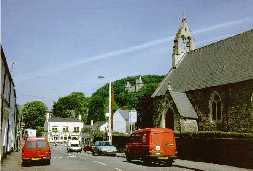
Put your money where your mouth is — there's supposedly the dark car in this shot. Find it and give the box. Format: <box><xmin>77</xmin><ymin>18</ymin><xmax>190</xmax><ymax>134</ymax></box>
<box><xmin>83</xmin><ymin>145</ymin><xmax>93</xmax><ymax>152</ymax></box>
<box><xmin>92</xmin><ymin>141</ymin><xmax>117</xmax><ymax>156</ymax></box>
<box><xmin>22</xmin><ymin>137</ymin><xmax>51</xmax><ymax>166</ymax></box>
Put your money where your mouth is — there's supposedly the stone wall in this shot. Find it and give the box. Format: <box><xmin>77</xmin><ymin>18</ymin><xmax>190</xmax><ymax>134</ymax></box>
<box><xmin>153</xmin><ymin>93</ymin><xmax>184</xmax><ymax>132</ymax></box>
<box><xmin>187</xmin><ymin>80</ymin><xmax>253</xmax><ymax>133</ymax></box>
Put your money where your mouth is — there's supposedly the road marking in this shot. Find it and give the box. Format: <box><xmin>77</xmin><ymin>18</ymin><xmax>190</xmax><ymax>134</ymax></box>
<box><xmin>92</xmin><ymin>160</ymin><xmax>107</xmax><ymax>166</ymax></box>
<box><xmin>115</xmin><ymin>168</ymin><xmax>122</xmax><ymax>171</ymax></box>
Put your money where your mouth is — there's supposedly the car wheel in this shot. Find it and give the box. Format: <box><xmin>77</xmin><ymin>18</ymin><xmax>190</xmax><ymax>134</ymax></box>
<box><xmin>22</xmin><ymin>161</ymin><xmax>28</xmax><ymax>167</ymax></box>
<box><xmin>46</xmin><ymin>159</ymin><xmax>51</xmax><ymax>165</ymax></box>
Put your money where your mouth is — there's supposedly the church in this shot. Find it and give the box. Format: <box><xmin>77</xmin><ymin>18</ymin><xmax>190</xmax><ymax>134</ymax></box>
<box><xmin>152</xmin><ymin>18</ymin><xmax>253</xmax><ymax>133</ymax></box>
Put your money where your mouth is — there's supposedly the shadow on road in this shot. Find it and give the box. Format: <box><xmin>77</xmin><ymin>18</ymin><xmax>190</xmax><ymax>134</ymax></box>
<box><xmin>124</xmin><ymin>160</ymin><xmax>204</xmax><ymax>170</ymax></box>
<box><xmin>22</xmin><ymin>161</ymin><xmax>50</xmax><ymax>167</ymax></box>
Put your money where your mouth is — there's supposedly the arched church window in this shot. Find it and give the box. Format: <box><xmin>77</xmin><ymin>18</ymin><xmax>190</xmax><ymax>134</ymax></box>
<box><xmin>209</xmin><ymin>91</ymin><xmax>222</xmax><ymax>122</ymax></box>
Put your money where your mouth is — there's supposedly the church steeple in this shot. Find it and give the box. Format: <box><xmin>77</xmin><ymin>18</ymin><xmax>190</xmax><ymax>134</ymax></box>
<box><xmin>172</xmin><ymin>17</ymin><xmax>195</xmax><ymax>68</ymax></box>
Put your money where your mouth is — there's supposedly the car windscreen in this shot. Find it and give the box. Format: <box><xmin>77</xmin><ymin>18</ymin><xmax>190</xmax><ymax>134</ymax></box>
<box><xmin>71</xmin><ymin>144</ymin><xmax>79</xmax><ymax>147</ymax></box>
<box><xmin>96</xmin><ymin>141</ymin><xmax>111</xmax><ymax>146</ymax></box>
<box><xmin>26</xmin><ymin>141</ymin><xmax>36</xmax><ymax>149</ymax></box>
<box><xmin>37</xmin><ymin>140</ymin><xmax>47</xmax><ymax>148</ymax></box>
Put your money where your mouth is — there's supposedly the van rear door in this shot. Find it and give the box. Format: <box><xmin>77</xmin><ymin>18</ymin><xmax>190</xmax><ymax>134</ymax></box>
<box><xmin>151</xmin><ymin>131</ymin><xmax>176</xmax><ymax>157</ymax></box>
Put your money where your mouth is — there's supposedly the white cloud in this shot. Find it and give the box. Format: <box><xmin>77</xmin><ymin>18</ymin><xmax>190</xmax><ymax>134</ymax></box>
<box><xmin>18</xmin><ymin>17</ymin><xmax>252</xmax><ymax>81</ymax></box>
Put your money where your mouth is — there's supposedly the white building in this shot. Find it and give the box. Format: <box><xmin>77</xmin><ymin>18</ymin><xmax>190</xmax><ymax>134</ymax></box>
<box><xmin>1</xmin><ymin>47</ymin><xmax>20</xmax><ymax>161</ymax></box>
<box><xmin>113</xmin><ymin>109</ymin><xmax>137</xmax><ymax>134</ymax></box>
<box><xmin>44</xmin><ymin>114</ymin><xmax>83</xmax><ymax>143</ymax></box>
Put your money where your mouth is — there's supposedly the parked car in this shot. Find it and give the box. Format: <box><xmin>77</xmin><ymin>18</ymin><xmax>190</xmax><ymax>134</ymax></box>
<box><xmin>92</xmin><ymin>141</ymin><xmax>117</xmax><ymax>156</ymax></box>
<box><xmin>125</xmin><ymin>128</ymin><xmax>177</xmax><ymax>166</ymax></box>
<box><xmin>83</xmin><ymin>144</ymin><xmax>93</xmax><ymax>152</ymax></box>
<box><xmin>67</xmin><ymin>140</ymin><xmax>82</xmax><ymax>152</ymax></box>
<box><xmin>22</xmin><ymin>137</ymin><xmax>51</xmax><ymax>166</ymax></box>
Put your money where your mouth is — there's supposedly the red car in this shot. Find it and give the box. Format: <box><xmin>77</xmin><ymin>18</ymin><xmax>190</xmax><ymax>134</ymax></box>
<box><xmin>83</xmin><ymin>145</ymin><xmax>93</xmax><ymax>152</ymax></box>
<box><xmin>22</xmin><ymin>137</ymin><xmax>51</xmax><ymax>165</ymax></box>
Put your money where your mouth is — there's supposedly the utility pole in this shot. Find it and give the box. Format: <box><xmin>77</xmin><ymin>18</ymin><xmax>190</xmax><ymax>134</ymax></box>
<box><xmin>98</xmin><ymin>76</ymin><xmax>112</xmax><ymax>143</ymax></box>
<box><xmin>108</xmin><ymin>81</ymin><xmax>112</xmax><ymax>143</ymax></box>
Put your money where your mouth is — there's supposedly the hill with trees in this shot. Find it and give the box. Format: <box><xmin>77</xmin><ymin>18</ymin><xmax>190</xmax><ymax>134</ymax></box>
<box><xmin>87</xmin><ymin>75</ymin><xmax>164</xmax><ymax>126</ymax></box>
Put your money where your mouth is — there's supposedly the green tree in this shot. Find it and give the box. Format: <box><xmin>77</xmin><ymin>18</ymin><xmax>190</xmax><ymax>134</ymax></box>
<box><xmin>52</xmin><ymin>92</ymin><xmax>88</xmax><ymax>122</ymax></box>
<box><xmin>87</xmin><ymin>95</ymin><xmax>106</xmax><ymax>123</ymax></box>
<box><xmin>22</xmin><ymin>101</ymin><xmax>48</xmax><ymax>130</ymax></box>
<box><xmin>87</xmin><ymin>75</ymin><xmax>164</xmax><ymax>125</ymax></box>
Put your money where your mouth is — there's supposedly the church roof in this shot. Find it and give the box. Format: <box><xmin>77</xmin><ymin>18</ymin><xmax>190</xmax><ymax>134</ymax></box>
<box><xmin>152</xmin><ymin>29</ymin><xmax>253</xmax><ymax>97</ymax></box>
<box><xmin>169</xmin><ymin>91</ymin><xmax>198</xmax><ymax>119</ymax></box>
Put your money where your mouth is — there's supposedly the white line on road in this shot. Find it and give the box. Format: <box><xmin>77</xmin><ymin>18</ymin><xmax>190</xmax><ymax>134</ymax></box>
<box><xmin>92</xmin><ymin>160</ymin><xmax>107</xmax><ymax>166</ymax></box>
<box><xmin>115</xmin><ymin>168</ymin><xmax>122</xmax><ymax>171</ymax></box>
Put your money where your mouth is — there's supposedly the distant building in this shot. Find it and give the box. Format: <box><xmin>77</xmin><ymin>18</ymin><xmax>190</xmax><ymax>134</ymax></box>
<box><xmin>113</xmin><ymin>109</ymin><xmax>137</xmax><ymax>133</ymax></box>
<box><xmin>125</xmin><ymin>76</ymin><xmax>144</xmax><ymax>93</ymax></box>
<box><xmin>44</xmin><ymin>113</ymin><xmax>83</xmax><ymax>143</ymax></box>
<box><xmin>1</xmin><ymin>47</ymin><xmax>20</xmax><ymax>160</ymax></box>
<box><xmin>152</xmin><ymin>18</ymin><xmax>253</xmax><ymax>133</ymax></box>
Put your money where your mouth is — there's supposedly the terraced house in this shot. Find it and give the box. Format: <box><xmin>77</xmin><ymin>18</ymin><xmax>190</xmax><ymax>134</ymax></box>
<box><xmin>152</xmin><ymin>18</ymin><xmax>253</xmax><ymax>133</ymax></box>
<box><xmin>1</xmin><ymin>47</ymin><xmax>20</xmax><ymax>160</ymax></box>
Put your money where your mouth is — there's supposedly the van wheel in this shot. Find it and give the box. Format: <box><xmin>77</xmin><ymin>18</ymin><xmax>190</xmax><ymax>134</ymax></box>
<box><xmin>166</xmin><ymin>160</ymin><xmax>173</xmax><ymax>167</ymax></box>
<box><xmin>125</xmin><ymin>153</ymin><xmax>132</xmax><ymax>162</ymax></box>
<box><xmin>143</xmin><ymin>157</ymin><xmax>152</xmax><ymax>166</ymax></box>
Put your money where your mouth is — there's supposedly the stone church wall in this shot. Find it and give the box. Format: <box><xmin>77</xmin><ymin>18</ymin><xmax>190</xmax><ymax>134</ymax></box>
<box><xmin>187</xmin><ymin>80</ymin><xmax>253</xmax><ymax>133</ymax></box>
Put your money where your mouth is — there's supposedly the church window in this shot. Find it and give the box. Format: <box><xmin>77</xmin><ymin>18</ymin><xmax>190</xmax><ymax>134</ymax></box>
<box><xmin>209</xmin><ymin>91</ymin><xmax>222</xmax><ymax>122</ymax></box>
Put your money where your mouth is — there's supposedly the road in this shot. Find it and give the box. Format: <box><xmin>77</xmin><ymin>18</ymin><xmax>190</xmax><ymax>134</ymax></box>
<box><xmin>1</xmin><ymin>144</ymin><xmax>251</xmax><ymax>171</ymax></box>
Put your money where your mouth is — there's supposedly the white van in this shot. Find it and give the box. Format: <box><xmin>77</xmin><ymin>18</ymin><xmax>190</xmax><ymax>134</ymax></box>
<box><xmin>67</xmin><ymin>140</ymin><xmax>82</xmax><ymax>152</ymax></box>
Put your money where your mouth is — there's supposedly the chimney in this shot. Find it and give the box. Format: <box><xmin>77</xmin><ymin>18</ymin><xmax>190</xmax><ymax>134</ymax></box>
<box><xmin>90</xmin><ymin>120</ymin><xmax>93</xmax><ymax>126</ymax></box>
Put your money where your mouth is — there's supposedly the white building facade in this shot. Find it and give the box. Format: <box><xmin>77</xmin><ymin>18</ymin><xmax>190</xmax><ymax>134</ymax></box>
<box><xmin>1</xmin><ymin>48</ymin><xmax>20</xmax><ymax>161</ymax></box>
<box><xmin>113</xmin><ymin>109</ymin><xmax>137</xmax><ymax>134</ymax></box>
<box><xmin>44</xmin><ymin>114</ymin><xmax>83</xmax><ymax>143</ymax></box>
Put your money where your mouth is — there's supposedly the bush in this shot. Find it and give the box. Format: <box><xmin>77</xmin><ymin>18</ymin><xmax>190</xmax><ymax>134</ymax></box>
<box><xmin>175</xmin><ymin>131</ymin><xmax>253</xmax><ymax>139</ymax></box>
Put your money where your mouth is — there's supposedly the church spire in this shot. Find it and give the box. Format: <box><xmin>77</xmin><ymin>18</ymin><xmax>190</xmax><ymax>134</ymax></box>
<box><xmin>172</xmin><ymin>17</ymin><xmax>195</xmax><ymax>68</ymax></box>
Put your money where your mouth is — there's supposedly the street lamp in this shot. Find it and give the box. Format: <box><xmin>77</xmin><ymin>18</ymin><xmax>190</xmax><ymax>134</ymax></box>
<box><xmin>98</xmin><ymin>76</ymin><xmax>112</xmax><ymax>143</ymax></box>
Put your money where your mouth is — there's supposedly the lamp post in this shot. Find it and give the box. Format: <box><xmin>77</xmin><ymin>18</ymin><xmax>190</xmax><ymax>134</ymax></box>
<box><xmin>98</xmin><ymin>76</ymin><xmax>112</xmax><ymax>143</ymax></box>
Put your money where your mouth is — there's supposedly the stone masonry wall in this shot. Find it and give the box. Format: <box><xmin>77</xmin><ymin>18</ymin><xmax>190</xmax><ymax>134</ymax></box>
<box><xmin>187</xmin><ymin>80</ymin><xmax>253</xmax><ymax>133</ymax></box>
<box><xmin>153</xmin><ymin>93</ymin><xmax>181</xmax><ymax>132</ymax></box>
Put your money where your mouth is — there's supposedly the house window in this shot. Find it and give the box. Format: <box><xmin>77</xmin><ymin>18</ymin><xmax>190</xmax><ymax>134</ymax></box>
<box><xmin>63</xmin><ymin>127</ymin><xmax>68</xmax><ymax>132</ymax></box>
<box><xmin>52</xmin><ymin>127</ymin><xmax>58</xmax><ymax>132</ymax></box>
<box><xmin>74</xmin><ymin>127</ymin><xmax>79</xmax><ymax>132</ymax></box>
<box><xmin>209</xmin><ymin>91</ymin><xmax>222</xmax><ymax>122</ymax></box>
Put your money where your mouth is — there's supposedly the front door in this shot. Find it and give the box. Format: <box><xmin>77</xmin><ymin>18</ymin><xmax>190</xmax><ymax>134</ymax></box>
<box><xmin>165</xmin><ymin>109</ymin><xmax>174</xmax><ymax>130</ymax></box>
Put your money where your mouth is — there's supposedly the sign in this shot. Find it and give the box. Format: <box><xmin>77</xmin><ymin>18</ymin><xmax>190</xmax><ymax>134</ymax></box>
<box><xmin>105</xmin><ymin>113</ymin><xmax>110</xmax><ymax>117</ymax></box>
<box><xmin>129</xmin><ymin>110</ymin><xmax>137</xmax><ymax>123</ymax></box>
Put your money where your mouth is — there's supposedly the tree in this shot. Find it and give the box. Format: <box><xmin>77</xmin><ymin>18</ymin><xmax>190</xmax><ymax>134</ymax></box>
<box><xmin>52</xmin><ymin>92</ymin><xmax>89</xmax><ymax>122</ymax></box>
<box><xmin>22</xmin><ymin>101</ymin><xmax>48</xmax><ymax>130</ymax></box>
<box><xmin>87</xmin><ymin>95</ymin><xmax>106</xmax><ymax>123</ymax></box>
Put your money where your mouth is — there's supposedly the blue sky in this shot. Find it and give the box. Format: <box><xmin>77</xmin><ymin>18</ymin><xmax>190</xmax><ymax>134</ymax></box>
<box><xmin>2</xmin><ymin>0</ymin><xmax>253</xmax><ymax>107</ymax></box>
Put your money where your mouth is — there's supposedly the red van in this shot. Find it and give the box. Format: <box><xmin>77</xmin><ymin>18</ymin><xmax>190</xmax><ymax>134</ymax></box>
<box><xmin>22</xmin><ymin>137</ymin><xmax>51</xmax><ymax>165</ymax></box>
<box><xmin>125</xmin><ymin>128</ymin><xmax>177</xmax><ymax>166</ymax></box>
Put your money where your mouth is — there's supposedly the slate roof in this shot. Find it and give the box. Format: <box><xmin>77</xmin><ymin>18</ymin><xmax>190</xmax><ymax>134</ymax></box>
<box><xmin>48</xmin><ymin>117</ymin><xmax>81</xmax><ymax>122</ymax></box>
<box><xmin>152</xmin><ymin>29</ymin><xmax>253</xmax><ymax>97</ymax></box>
<box><xmin>118</xmin><ymin>109</ymin><xmax>130</xmax><ymax>121</ymax></box>
<box><xmin>169</xmin><ymin>90</ymin><xmax>198</xmax><ymax>119</ymax></box>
